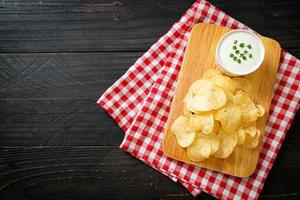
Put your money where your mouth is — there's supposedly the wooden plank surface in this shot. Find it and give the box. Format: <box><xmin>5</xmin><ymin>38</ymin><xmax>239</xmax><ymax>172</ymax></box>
<box><xmin>0</xmin><ymin>0</ymin><xmax>299</xmax><ymax>53</ymax></box>
<box><xmin>163</xmin><ymin>23</ymin><xmax>281</xmax><ymax>177</ymax></box>
<box><xmin>0</xmin><ymin>0</ymin><xmax>299</xmax><ymax>199</ymax></box>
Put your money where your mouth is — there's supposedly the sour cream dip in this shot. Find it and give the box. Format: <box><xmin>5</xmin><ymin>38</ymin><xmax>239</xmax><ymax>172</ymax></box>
<box><xmin>216</xmin><ymin>29</ymin><xmax>265</xmax><ymax>76</ymax></box>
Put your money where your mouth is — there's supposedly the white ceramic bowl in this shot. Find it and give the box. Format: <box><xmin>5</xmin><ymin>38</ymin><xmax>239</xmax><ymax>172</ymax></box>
<box><xmin>215</xmin><ymin>29</ymin><xmax>265</xmax><ymax>76</ymax></box>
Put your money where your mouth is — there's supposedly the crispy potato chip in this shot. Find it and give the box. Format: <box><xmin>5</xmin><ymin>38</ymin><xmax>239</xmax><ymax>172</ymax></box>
<box><xmin>212</xmin><ymin>120</ymin><xmax>221</xmax><ymax>134</ymax></box>
<box><xmin>202</xmin><ymin>133</ymin><xmax>220</xmax><ymax>155</ymax></box>
<box><xmin>188</xmin><ymin>79</ymin><xmax>214</xmax><ymax>95</ymax></box>
<box><xmin>203</xmin><ymin>69</ymin><xmax>222</xmax><ymax>80</ymax></box>
<box><xmin>244</xmin><ymin>124</ymin><xmax>257</xmax><ymax>137</ymax></box>
<box><xmin>232</xmin><ymin>77</ymin><xmax>253</xmax><ymax>96</ymax></box>
<box><xmin>183</xmin><ymin>92</ymin><xmax>200</xmax><ymax>114</ymax></box>
<box><xmin>242</xmin><ymin>129</ymin><xmax>261</xmax><ymax>149</ymax></box>
<box><xmin>171</xmin><ymin>116</ymin><xmax>196</xmax><ymax>148</ymax></box>
<box><xmin>189</xmin><ymin>113</ymin><xmax>214</xmax><ymax>134</ymax></box>
<box><xmin>211</xmin><ymin>75</ymin><xmax>237</xmax><ymax>94</ymax></box>
<box><xmin>213</xmin><ymin>128</ymin><xmax>238</xmax><ymax>159</ymax></box>
<box><xmin>187</xmin><ymin>138</ymin><xmax>211</xmax><ymax>162</ymax></box>
<box><xmin>215</xmin><ymin>103</ymin><xmax>242</xmax><ymax>132</ymax></box>
<box><xmin>233</xmin><ymin>90</ymin><xmax>258</xmax><ymax>125</ymax></box>
<box><xmin>185</xmin><ymin>84</ymin><xmax>227</xmax><ymax>112</ymax></box>
<box><xmin>237</xmin><ymin>128</ymin><xmax>246</xmax><ymax>145</ymax></box>
<box><xmin>183</xmin><ymin>105</ymin><xmax>194</xmax><ymax>117</ymax></box>
<box><xmin>256</xmin><ymin>104</ymin><xmax>265</xmax><ymax>117</ymax></box>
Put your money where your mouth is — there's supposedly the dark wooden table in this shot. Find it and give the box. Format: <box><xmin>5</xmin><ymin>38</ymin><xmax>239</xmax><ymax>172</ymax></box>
<box><xmin>0</xmin><ymin>0</ymin><xmax>299</xmax><ymax>199</ymax></box>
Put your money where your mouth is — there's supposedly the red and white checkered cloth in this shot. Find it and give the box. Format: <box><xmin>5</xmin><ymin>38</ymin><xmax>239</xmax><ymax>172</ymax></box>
<box><xmin>97</xmin><ymin>0</ymin><xmax>300</xmax><ymax>199</ymax></box>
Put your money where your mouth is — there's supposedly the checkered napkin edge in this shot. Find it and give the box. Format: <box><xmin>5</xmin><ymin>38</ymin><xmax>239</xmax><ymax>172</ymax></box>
<box><xmin>98</xmin><ymin>0</ymin><xmax>300</xmax><ymax>199</ymax></box>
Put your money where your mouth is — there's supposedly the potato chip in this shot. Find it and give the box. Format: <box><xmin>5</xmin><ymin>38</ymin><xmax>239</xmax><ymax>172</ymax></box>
<box><xmin>185</xmin><ymin>84</ymin><xmax>227</xmax><ymax>112</ymax></box>
<box><xmin>183</xmin><ymin>105</ymin><xmax>194</xmax><ymax>117</ymax></box>
<box><xmin>188</xmin><ymin>79</ymin><xmax>214</xmax><ymax>95</ymax></box>
<box><xmin>256</xmin><ymin>104</ymin><xmax>265</xmax><ymax>117</ymax></box>
<box><xmin>213</xmin><ymin>128</ymin><xmax>238</xmax><ymax>159</ymax></box>
<box><xmin>237</xmin><ymin>128</ymin><xmax>246</xmax><ymax>145</ymax></box>
<box><xmin>189</xmin><ymin>113</ymin><xmax>214</xmax><ymax>134</ymax></box>
<box><xmin>232</xmin><ymin>77</ymin><xmax>253</xmax><ymax>96</ymax></box>
<box><xmin>215</xmin><ymin>103</ymin><xmax>242</xmax><ymax>132</ymax></box>
<box><xmin>211</xmin><ymin>75</ymin><xmax>237</xmax><ymax>94</ymax></box>
<box><xmin>244</xmin><ymin>124</ymin><xmax>257</xmax><ymax>137</ymax></box>
<box><xmin>233</xmin><ymin>90</ymin><xmax>258</xmax><ymax>125</ymax></box>
<box><xmin>187</xmin><ymin>138</ymin><xmax>211</xmax><ymax>162</ymax></box>
<box><xmin>203</xmin><ymin>69</ymin><xmax>221</xmax><ymax>80</ymax></box>
<box><xmin>212</xmin><ymin>120</ymin><xmax>221</xmax><ymax>134</ymax></box>
<box><xmin>202</xmin><ymin>133</ymin><xmax>220</xmax><ymax>155</ymax></box>
<box><xmin>171</xmin><ymin>116</ymin><xmax>196</xmax><ymax>148</ymax></box>
<box><xmin>242</xmin><ymin>129</ymin><xmax>261</xmax><ymax>149</ymax></box>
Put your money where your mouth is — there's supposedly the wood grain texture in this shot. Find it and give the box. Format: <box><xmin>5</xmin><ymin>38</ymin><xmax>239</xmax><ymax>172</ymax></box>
<box><xmin>163</xmin><ymin>23</ymin><xmax>281</xmax><ymax>177</ymax></box>
<box><xmin>0</xmin><ymin>0</ymin><xmax>299</xmax><ymax>199</ymax></box>
<box><xmin>0</xmin><ymin>0</ymin><xmax>299</xmax><ymax>53</ymax></box>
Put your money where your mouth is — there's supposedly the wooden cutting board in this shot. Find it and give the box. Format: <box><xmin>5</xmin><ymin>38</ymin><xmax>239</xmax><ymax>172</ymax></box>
<box><xmin>162</xmin><ymin>23</ymin><xmax>281</xmax><ymax>177</ymax></box>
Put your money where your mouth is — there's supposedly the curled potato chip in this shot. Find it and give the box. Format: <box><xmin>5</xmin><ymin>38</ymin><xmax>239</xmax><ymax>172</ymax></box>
<box><xmin>171</xmin><ymin>116</ymin><xmax>196</xmax><ymax>148</ymax></box>
<box><xmin>244</xmin><ymin>124</ymin><xmax>257</xmax><ymax>137</ymax></box>
<box><xmin>189</xmin><ymin>113</ymin><xmax>214</xmax><ymax>134</ymax></box>
<box><xmin>183</xmin><ymin>105</ymin><xmax>194</xmax><ymax>117</ymax></box>
<box><xmin>256</xmin><ymin>104</ymin><xmax>265</xmax><ymax>117</ymax></box>
<box><xmin>212</xmin><ymin>120</ymin><xmax>221</xmax><ymax>134</ymax></box>
<box><xmin>213</xmin><ymin>128</ymin><xmax>238</xmax><ymax>159</ymax></box>
<box><xmin>202</xmin><ymin>133</ymin><xmax>220</xmax><ymax>155</ymax></box>
<box><xmin>188</xmin><ymin>79</ymin><xmax>214</xmax><ymax>95</ymax></box>
<box><xmin>187</xmin><ymin>138</ymin><xmax>211</xmax><ymax>162</ymax></box>
<box><xmin>211</xmin><ymin>75</ymin><xmax>237</xmax><ymax>94</ymax></box>
<box><xmin>203</xmin><ymin>69</ymin><xmax>221</xmax><ymax>80</ymax></box>
<box><xmin>242</xmin><ymin>129</ymin><xmax>261</xmax><ymax>149</ymax></box>
<box><xmin>232</xmin><ymin>77</ymin><xmax>253</xmax><ymax>96</ymax></box>
<box><xmin>237</xmin><ymin>128</ymin><xmax>246</xmax><ymax>145</ymax></box>
<box><xmin>233</xmin><ymin>90</ymin><xmax>258</xmax><ymax>125</ymax></box>
<box><xmin>215</xmin><ymin>103</ymin><xmax>242</xmax><ymax>132</ymax></box>
<box><xmin>185</xmin><ymin>83</ymin><xmax>227</xmax><ymax>112</ymax></box>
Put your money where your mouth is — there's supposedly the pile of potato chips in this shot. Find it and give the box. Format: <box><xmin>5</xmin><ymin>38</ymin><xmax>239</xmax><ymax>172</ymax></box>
<box><xmin>171</xmin><ymin>69</ymin><xmax>265</xmax><ymax>162</ymax></box>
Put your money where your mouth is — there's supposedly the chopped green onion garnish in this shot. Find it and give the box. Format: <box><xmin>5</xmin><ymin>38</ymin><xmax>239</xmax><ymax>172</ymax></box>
<box><xmin>233</xmin><ymin>46</ymin><xmax>237</xmax><ymax>50</ymax></box>
<box><xmin>247</xmin><ymin>44</ymin><xmax>252</xmax><ymax>49</ymax></box>
<box><xmin>240</xmin><ymin>53</ymin><xmax>244</xmax><ymax>57</ymax></box>
<box><xmin>233</xmin><ymin>56</ymin><xmax>237</xmax><ymax>61</ymax></box>
<box><xmin>229</xmin><ymin>53</ymin><xmax>234</xmax><ymax>58</ymax></box>
<box><xmin>239</xmin><ymin>43</ymin><xmax>245</xmax><ymax>48</ymax></box>
<box><xmin>234</xmin><ymin>40</ymin><xmax>238</xmax><ymax>44</ymax></box>
<box><xmin>243</xmin><ymin>56</ymin><xmax>247</xmax><ymax>60</ymax></box>
<box><xmin>244</xmin><ymin>50</ymin><xmax>248</xmax><ymax>54</ymax></box>
<box><xmin>235</xmin><ymin>50</ymin><xmax>240</xmax><ymax>54</ymax></box>
<box><xmin>237</xmin><ymin>59</ymin><xmax>241</xmax><ymax>64</ymax></box>
<box><xmin>249</xmin><ymin>54</ymin><xmax>253</xmax><ymax>58</ymax></box>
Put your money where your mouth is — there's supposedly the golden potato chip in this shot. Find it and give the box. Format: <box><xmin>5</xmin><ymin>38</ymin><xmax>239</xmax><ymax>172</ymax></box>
<box><xmin>185</xmin><ymin>84</ymin><xmax>227</xmax><ymax>112</ymax></box>
<box><xmin>242</xmin><ymin>129</ymin><xmax>261</xmax><ymax>149</ymax></box>
<box><xmin>202</xmin><ymin>133</ymin><xmax>220</xmax><ymax>155</ymax></box>
<box><xmin>233</xmin><ymin>90</ymin><xmax>258</xmax><ymax>125</ymax></box>
<box><xmin>188</xmin><ymin>79</ymin><xmax>214</xmax><ymax>95</ymax></box>
<box><xmin>183</xmin><ymin>92</ymin><xmax>200</xmax><ymax>114</ymax></box>
<box><xmin>171</xmin><ymin>116</ymin><xmax>196</xmax><ymax>148</ymax></box>
<box><xmin>183</xmin><ymin>105</ymin><xmax>194</xmax><ymax>117</ymax></box>
<box><xmin>187</xmin><ymin>138</ymin><xmax>211</xmax><ymax>162</ymax></box>
<box><xmin>256</xmin><ymin>104</ymin><xmax>265</xmax><ymax>117</ymax></box>
<box><xmin>189</xmin><ymin>113</ymin><xmax>214</xmax><ymax>134</ymax></box>
<box><xmin>215</xmin><ymin>103</ymin><xmax>242</xmax><ymax>132</ymax></box>
<box><xmin>237</xmin><ymin>128</ymin><xmax>246</xmax><ymax>145</ymax></box>
<box><xmin>202</xmin><ymin>69</ymin><xmax>221</xmax><ymax>80</ymax></box>
<box><xmin>211</xmin><ymin>75</ymin><xmax>237</xmax><ymax>94</ymax></box>
<box><xmin>232</xmin><ymin>77</ymin><xmax>253</xmax><ymax>96</ymax></box>
<box><xmin>244</xmin><ymin>124</ymin><xmax>257</xmax><ymax>137</ymax></box>
<box><xmin>212</xmin><ymin>120</ymin><xmax>221</xmax><ymax>134</ymax></box>
<box><xmin>213</xmin><ymin>128</ymin><xmax>238</xmax><ymax>159</ymax></box>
